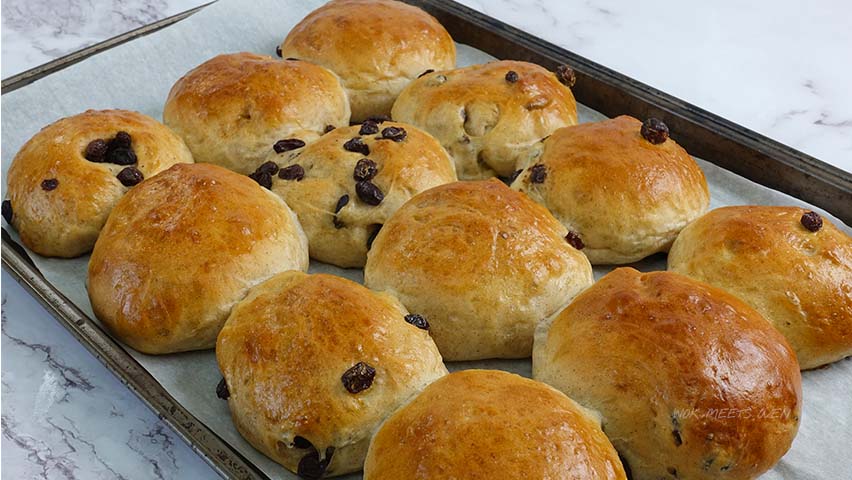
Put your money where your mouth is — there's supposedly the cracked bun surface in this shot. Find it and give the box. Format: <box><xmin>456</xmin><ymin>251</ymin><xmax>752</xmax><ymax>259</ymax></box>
<box><xmin>668</xmin><ymin>206</ymin><xmax>852</xmax><ymax>369</ymax></box>
<box><xmin>216</xmin><ymin>271</ymin><xmax>447</xmax><ymax>477</ymax></box>
<box><xmin>5</xmin><ymin>109</ymin><xmax>193</xmax><ymax>257</ymax></box>
<box><xmin>511</xmin><ymin>116</ymin><xmax>709</xmax><ymax>264</ymax></box>
<box><xmin>364</xmin><ymin>179</ymin><xmax>593</xmax><ymax>361</ymax></box>
<box><xmin>265</xmin><ymin>121</ymin><xmax>457</xmax><ymax>268</ymax></box>
<box><xmin>533</xmin><ymin>268</ymin><xmax>802</xmax><ymax>480</ymax></box>
<box><xmin>281</xmin><ymin>0</ymin><xmax>455</xmax><ymax>122</ymax></box>
<box><xmin>163</xmin><ymin>52</ymin><xmax>350</xmax><ymax>174</ymax></box>
<box><xmin>391</xmin><ymin>60</ymin><xmax>578</xmax><ymax>179</ymax></box>
<box><xmin>364</xmin><ymin>369</ymin><xmax>627</xmax><ymax>480</ymax></box>
<box><xmin>87</xmin><ymin>163</ymin><xmax>308</xmax><ymax>354</ymax></box>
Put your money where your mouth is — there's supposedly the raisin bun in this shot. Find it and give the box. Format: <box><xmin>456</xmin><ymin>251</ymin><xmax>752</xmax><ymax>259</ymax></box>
<box><xmin>511</xmin><ymin>116</ymin><xmax>709</xmax><ymax>264</ymax></box>
<box><xmin>163</xmin><ymin>53</ymin><xmax>350</xmax><ymax>174</ymax></box>
<box><xmin>216</xmin><ymin>271</ymin><xmax>446</xmax><ymax>477</ymax></box>
<box><xmin>87</xmin><ymin>163</ymin><xmax>308</xmax><ymax>354</ymax></box>
<box><xmin>391</xmin><ymin>60</ymin><xmax>578</xmax><ymax>179</ymax></box>
<box><xmin>533</xmin><ymin>268</ymin><xmax>802</xmax><ymax>480</ymax></box>
<box><xmin>364</xmin><ymin>370</ymin><xmax>627</xmax><ymax>480</ymax></box>
<box><xmin>280</xmin><ymin>0</ymin><xmax>455</xmax><ymax>122</ymax></box>
<box><xmin>4</xmin><ymin>109</ymin><xmax>192</xmax><ymax>258</ymax></box>
<box><xmin>255</xmin><ymin>120</ymin><xmax>456</xmax><ymax>268</ymax></box>
<box><xmin>364</xmin><ymin>179</ymin><xmax>593</xmax><ymax>361</ymax></box>
<box><xmin>669</xmin><ymin>206</ymin><xmax>852</xmax><ymax>369</ymax></box>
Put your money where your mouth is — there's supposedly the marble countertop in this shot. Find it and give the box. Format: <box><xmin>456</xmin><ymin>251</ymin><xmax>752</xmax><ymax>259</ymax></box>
<box><xmin>2</xmin><ymin>0</ymin><xmax>850</xmax><ymax>477</ymax></box>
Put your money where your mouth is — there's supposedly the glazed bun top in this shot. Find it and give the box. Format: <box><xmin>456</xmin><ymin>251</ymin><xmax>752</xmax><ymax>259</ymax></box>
<box><xmin>512</xmin><ymin>116</ymin><xmax>709</xmax><ymax>264</ymax></box>
<box><xmin>163</xmin><ymin>52</ymin><xmax>350</xmax><ymax>174</ymax></box>
<box><xmin>281</xmin><ymin>0</ymin><xmax>455</xmax><ymax>121</ymax></box>
<box><xmin>5</xmin><ymin>109</ymin><xmax>192</xmax><ymax>257</ymax></box>
<box><xmin>669</xmin><ymin>205</ymin><xmax>852</xmax><ymax>369</ymax></box>
<box><xmin>364</xmin><ymin>369</ymin><xmax>626</xmax><ymax>480</ymax></box>
<box><xmin>534</xmin><ymin>268</ymin><xmax>802</xmax><ymax>480</ymax></box>
<box><xmin>392</xmin><ymin>60</ymin><xmax>578</xmax><ymax>179</ymax></box>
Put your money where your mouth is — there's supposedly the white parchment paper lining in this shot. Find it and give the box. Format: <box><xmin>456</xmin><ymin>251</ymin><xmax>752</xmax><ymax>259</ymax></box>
<box><xmin>1</xmin><ymin>0</ymin><xmax>849</xmax><ymax>478</ymax></box>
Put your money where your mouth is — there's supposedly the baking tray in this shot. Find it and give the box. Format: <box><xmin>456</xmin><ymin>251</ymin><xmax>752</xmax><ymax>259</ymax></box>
<box><xmin>2</xmin><ymin>1</ymin><xmax>850</xmax><ymax>479</ymax></box>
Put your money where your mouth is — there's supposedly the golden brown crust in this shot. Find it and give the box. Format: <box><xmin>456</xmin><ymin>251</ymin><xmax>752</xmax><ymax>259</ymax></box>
<box><xmin>281</xmin><ymin>0</ymin><xmax>455</xmax><ymax>121</ymax></box>
<box><xmin>512</xmin><ymin>116</ymin><xmax>709</xmax><ymax>264</ymax></box>
<box><xmin>6</xmin><ymin>109</ymin><xmax>192</xmax><ymax>257</ymax></box>
<box><xmin>533</xmin><ymin>268</ymin><xmax>802</xmax><ymax>480</ymax></box>
<box><xmin>216</xmin><ymin>271</ymin><xmax>447</xmax><ymax>477</ymax></box>
<box><xmin>391</xmin><ymin>60</ymin><xmax>578</xmax><ymax>179</ymax></box>
<box><xmin>668</xmin><ymin>206</ymin><xmax>852</xmax><ymax>369</ymax></box>
<box><xmin>163</xmin><ymin>53</ymin><xmax>350</xmax><ymax>174</ymax></box>
<box><xmin>87</xmin><ymin>163</ymin><xmax>308</xmax><ymax>354</ymax></box>
<box><xmin>364</xmin><ymin>370</ymin><xmax>627</xmax><ymax>480</ymax></box>
<box><xmin>364</xmin><ymin>179</ymin><xmax>593</xmax><ymax>360</ymax></box>
<box><xmin>268</xmin><ymin>121</ymin><xmax>457</xmax><ymax>268</ymax></box>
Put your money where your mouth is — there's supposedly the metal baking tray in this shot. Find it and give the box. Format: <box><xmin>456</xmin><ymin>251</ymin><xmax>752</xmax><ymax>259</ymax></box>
<box><xmin>3</xmin><ymin>1</ymin><xmax>851</xmax><ymax>478</ymax></box>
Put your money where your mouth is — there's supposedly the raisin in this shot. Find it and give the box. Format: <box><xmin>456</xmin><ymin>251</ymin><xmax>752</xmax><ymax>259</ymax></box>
<box><xmin>641</xmin><ymin>118</ymin><xmax>669</xmax><ymax>144</ymax></box>
<box><xmin>273</xmin><ymin>139</ymin><xmax>305</xmax><ymax>153</ymax></box>
<box><xmin>341</xmin><ymin>362</ymin><xmax>376</xmax><ymax>394</ymax></box>
<box><xmin>505</xmin><ymin>70</ymin><xmax>519</xmax><ymax>83</ymax></box>
<box><xmin>418</xmin><ymin>69</ymin><xmax>434</xmax><ymax>78</ymax></box>
<box><xmin>256</xmin><ymin>161</ymin><xmax>280</xmax><ymax>176</ymax></box>
<box><xmin>671</xmin><ymin>414</ymin><xmax>683</xmax><ymax>446</ymax></box>
<box><xmin>248</xmin><ymin>170</ymin><xmax>273</xmax><ymax>189</ymax></box>
<box><xmin>529</xmin><ymin>164</ymin><xmax>547</xmax><ymax>184</ymax></box>
<box><xmin>404</xmin><ymin>314</ymin><xmax>429</xmax><ymax>330</ymax></box>
<box><xmin>355</xmin><ymin>181</ymin><xmax>384</xmax><ymax>206</ymax></box>
<box><xmin>41</xmin><ymin>179</ymin><xmax>59</xmax><ymax>191</ymax></box>
<box><xmin>286</xmin><ymin>57</ymin><xmax>299</xmax><ymax>61</ymax></box>
<box><xmin>84</xmin><ymin>139</ymin><xmax>109</xmax><ymax>162</ymax></box>
<box><xmin>565</xmin><ymin>231</ymin><xmax>584</xmax><ymax>250</ymax></box>
<box><xmin>333</xmin><ymin>194</ymin><xmax>349</xmax><ymax>229</ymax></box>
<box><xmin>216</xmin><ymin>378</ymin><xmax>230</xmax><ymax>400</ymax></box>
<box><xmin>110</xmin><ymin>131</ymin><xmax>132</xmax><ymax>149</ymax></box>
<box><xmin>353</xmin><ymin>158</ymin><xmax>378</xmax><ymax>181</ymax></box>
<box><xmin>380</xmin><ymin>126</ymin><xmax>406</xmax><ymax>142</ymax></box>
<box><xmin>275</xmin><ymin>45</ymin><xmax>282</xmax><ymax>57</ymax></box>
<box><xmin>117</xmin><ymin>167</ymin><xmax>144</xmax><ymax>187</ymax></box>
<box><xmin>278</xmin><ymin>164</ymin><xmax>305</xmax><ymax>181</ymax></box>
<box><xmin>366</xmin><ymin>224</ymin><xmax>382</xmax><ymax>249</ymax></box>
<box><xmin>334</xmin><ymin>194</ymin><xmax>349</xmax><ymax>213</ymax></box>
<box><xmin>359</xmin><ymin>120</ymin><xmax>379</xmax><ymax>135</ymax></box>
<box><xmin>106</xmin><ymin>148</ymin><xmax>137</xmax><ymax>166</ymax></box>
<box><xmin>366</xmin><ymin>115</ymin><xmax>390</xmax><ymax>124</ymax></box>
<box><xmin>555</xmin><ymin>64</ymin><xmax>576</xmax><ymax>88</ymax></box>
<box><xmin>2</xmin><ymin>200</ymin><xmax>13</xmax><ymax>224</ymax></box>
<box><xmin>293</xmin><ymin>436</ymin><xmax>312</xmax><ymax>449</ymax></box>
<box><xmin>343</xmin><ymin>137</ymin><xmax>370</xmax><ymax>156</ymax></box>
<box><xmin>297</xmin><ymin>447</ymin><xmax>334</xmax><ymax>479</ymax></box>
<box><xmin>324</xmin><ymin>125</ymin><xmax>336</xmax><ymax>134</ymax></box>
<box><xmin>800</xmin><ymin>211</ymin><xmax>823</xmax><ymax>232</ymax></box>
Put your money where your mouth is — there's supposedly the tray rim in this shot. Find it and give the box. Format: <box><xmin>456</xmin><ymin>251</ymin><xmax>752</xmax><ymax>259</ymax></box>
<box><xmin>2</xmin><ymin>0</ymin><xmax>850</xmax><ymax>478</ymax></box>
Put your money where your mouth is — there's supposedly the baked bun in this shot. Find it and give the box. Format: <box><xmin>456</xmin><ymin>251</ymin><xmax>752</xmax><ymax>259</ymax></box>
<box><xmin>4</xmin><ymin>109</ymin><xmax>192</xmax><ymax>257</ymax></box>
<box><xmin>391</xmin><ymin>60</ymin><xmax>578</xmax><ymax>179</ymax></box>
<box><xmin>88</xmin><ymin>163</ymin><xmax>308</xmax><ymax>354</ymax></box>
<box><xmin>281</xmin><ymin>0</ymin><xmax>455</xmax><ymax>122</ymax></box>
<box><xmin>533</xmin><ymin>268</ymin><xmax>802</xmax><ymax>480</ymax></box>
<box><xmin>163</xmin><ymin>52</ymin><xmax>350</xmax><ymax>174</ymax></box>
<box><xmin>364</xmin><ymin>369</ymin><xmax>626</xmax><ymax>480</ymax></box>
<box><xmin>216</xmin><ymin>271</ymin><xmax>446</xmax><ymax>477</ymax></box>
<box><xmin>512</xmin><ymin>116</ymin><xmax>709</xmax><ymax>264</ymax></box>
<box><xmin>364</xmin><ymin>179</ymin><xmax>593</xmax><ymax>360</ymax></box>
<box><xmin>668</xmin><ymin>206</ymin><xmax>852</xmax><ymax>369</ymax></box>
<box><xmin>261</xmin><ymin>120</ymin><xmax>456</xmax><ymax>268</ymax></box>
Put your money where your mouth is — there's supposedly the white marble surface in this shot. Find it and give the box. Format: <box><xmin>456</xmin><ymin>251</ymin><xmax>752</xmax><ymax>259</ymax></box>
<box><xmin>1</xmin><ymin>0</ymin><xmax>851</xmax><ymax>478</ymax></box>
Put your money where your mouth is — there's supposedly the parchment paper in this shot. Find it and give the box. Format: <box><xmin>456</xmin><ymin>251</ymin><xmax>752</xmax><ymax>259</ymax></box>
<box><xmin>1</xmin><ymin>0</ymin><xmax>849</xmax><ymax>478</ymax></box>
